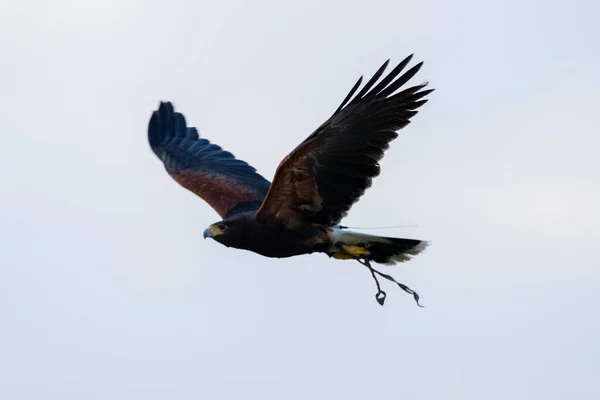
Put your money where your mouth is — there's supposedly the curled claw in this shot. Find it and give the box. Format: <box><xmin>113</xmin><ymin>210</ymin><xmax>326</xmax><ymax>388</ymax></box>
<box><xmin>375</xmin><ymin>290</ymin><xmax>387</xmax><ymax>306</ymax></box>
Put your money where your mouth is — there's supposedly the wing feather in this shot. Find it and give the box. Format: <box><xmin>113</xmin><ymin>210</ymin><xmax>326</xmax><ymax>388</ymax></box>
<box><xmin>149</xmin><ymin>102</ymin><xmax>270</xmax><ymax>217</ymax></box>
<box><xmin>257</xmin><ymin>56</ymin><xmax>432</xmax><ymax>226</ymax></box>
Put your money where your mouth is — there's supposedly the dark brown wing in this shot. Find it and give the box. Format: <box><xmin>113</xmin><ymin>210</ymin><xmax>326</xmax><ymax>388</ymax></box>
<box><xmin>149</xmin><ymin>102</ymin><xmax>271</xmax><ymax>217</ymax></box>
<box><xmin>257</xmin><ymin>55</ymin><xmax>432</xmax><ymax>226</ymax></box>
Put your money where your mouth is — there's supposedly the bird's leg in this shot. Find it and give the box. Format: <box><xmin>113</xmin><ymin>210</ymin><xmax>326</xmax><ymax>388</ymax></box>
<box><xmin>372</xmin><ymin>268</ymin><xmax>424</xmax><ymax>307</ymax></box>
<box><xmin>357</xmin><ymin>258</ymin><xmax>387</xmax><ymax>305</ymax></box>
<box><xmin>357</xmin><ymin>258</ymin><xmax>424</xmax><ymax>307</ymax></box>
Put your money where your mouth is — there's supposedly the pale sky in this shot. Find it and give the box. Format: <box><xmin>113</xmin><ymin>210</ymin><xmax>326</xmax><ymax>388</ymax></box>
<box><xmin>1</xmin><ymin>0</ymin><xmax>599</xmax><ymax>399</ymax></box>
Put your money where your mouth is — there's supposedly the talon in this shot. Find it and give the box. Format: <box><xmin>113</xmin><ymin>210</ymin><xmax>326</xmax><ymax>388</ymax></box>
<box><xmin>376</xmin><ymin>291</ymin><xmax>386</xmax><ymax>306</ymax></box>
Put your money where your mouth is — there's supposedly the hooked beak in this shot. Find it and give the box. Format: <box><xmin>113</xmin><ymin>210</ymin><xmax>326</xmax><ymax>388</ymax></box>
<box><xmin>203</xmin><ymin>224</ymin><xmax>223</xmax><ymax>239</ymax></box>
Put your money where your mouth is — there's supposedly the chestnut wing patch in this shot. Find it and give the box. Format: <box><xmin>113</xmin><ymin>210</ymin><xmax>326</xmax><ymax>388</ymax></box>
<box><xmin>149</xmin><ymin>102</ymin><xmax>270</xmax><ymax>217</ymax></box>
<box><xmin>258</xmin><ymin>55</ymin><xmax>433</xmax><ymax>226</ymax></box>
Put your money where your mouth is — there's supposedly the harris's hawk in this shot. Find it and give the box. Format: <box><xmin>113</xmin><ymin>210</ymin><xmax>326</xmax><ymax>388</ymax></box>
<box><xmin>148</xmin><ymin>55</ymin><xmax>433</xmax><ymax>305</ymax></box>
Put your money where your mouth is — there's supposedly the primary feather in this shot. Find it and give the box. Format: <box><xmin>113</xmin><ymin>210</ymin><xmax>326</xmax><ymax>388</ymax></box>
<box><xmin>257</xmin><ymin>54</ymin><xmax>433</xmax><ymax>226</ymax></box>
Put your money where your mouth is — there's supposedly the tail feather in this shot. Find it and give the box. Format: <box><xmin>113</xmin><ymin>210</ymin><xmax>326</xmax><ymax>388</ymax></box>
<box><xmin>368</xmin><ymin>236</ymin><xmax>429</xmax><ymax>264</ymax></box>
<box><xmin>328</xmin><ymin>228</ymin><xmax>429</xmax><ymax>265</ymax></box>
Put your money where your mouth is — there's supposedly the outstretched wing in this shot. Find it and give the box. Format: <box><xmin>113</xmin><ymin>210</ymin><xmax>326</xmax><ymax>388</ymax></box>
<box><xmin>149</xmin><ymin>102</ymin><xmax>271</xmax><ymax>217</ymax></box>
<box><xmin>257</xmin><ymin>55</ymin><xmax>433</xmax><ymax>226</ymax></box>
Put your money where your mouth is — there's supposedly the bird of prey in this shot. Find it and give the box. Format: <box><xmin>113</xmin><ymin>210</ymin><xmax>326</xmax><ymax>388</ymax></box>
<box><xmin>148</xmin><ymin>54</ymin><xmax>433</xmax><ymax>306</ymax></box>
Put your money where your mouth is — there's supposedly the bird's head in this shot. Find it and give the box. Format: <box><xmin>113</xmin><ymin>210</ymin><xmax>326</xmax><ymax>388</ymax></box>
<box><xmin>203</xmin><ymin>217</ymin><xmax>246</xmax><ymax>247</ymax></box>
<box><xmin>203</xmin><ymin>221</ymin><xmax>229</xmax><ymax>241</ymax></box>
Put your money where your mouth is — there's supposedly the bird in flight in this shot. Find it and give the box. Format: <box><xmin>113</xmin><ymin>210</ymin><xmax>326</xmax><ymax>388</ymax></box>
<box><xmin>148</xmin><ymin>54</ymin><xmax>433</xmax><ymax>306</ymax></box>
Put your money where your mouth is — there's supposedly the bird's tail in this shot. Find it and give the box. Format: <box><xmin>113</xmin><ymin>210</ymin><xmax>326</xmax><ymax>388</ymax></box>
<box><xmin>327</xmin><ymin>228</ymin><xmax>429</xmax><ymax>265</ymax></box>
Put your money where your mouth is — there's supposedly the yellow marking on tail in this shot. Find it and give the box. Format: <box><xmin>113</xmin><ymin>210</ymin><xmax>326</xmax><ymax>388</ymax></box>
<box><xmin>342</xmin><ymin>244</ymin><xmax>370</xmax><ymax>257</ymax></box>
<box><xmin>332</xmin><ymin>251</ymin><xmax>354</xmax><ymax>260</ymax></box>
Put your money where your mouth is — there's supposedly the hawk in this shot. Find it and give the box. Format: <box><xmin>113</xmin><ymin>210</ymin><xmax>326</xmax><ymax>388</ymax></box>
<box><xmin>148</xmin><ymin>55</ymin><xmax>433</xmax><ymax>305</ymax></box>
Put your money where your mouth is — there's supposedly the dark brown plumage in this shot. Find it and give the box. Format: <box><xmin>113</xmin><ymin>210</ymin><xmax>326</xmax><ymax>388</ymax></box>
<box><xmin>149</xmin><ymin>55</ymin><xmax>433</xmax><ymax>306</ymax></box>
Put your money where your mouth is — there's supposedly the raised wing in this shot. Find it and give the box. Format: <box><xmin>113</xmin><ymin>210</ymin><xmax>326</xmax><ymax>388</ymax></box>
<box><xmin>149</xmin><ymin>102</ymin><xmax>271</xmax><ymax>217</ymax></box>
<box><xmin>257</xmin><ymin>55</ymin><xmax>433</xmax><ymax>226</ymax></box>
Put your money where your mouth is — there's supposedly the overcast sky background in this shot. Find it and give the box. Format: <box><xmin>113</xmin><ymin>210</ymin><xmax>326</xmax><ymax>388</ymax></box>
<box><xmin>1</xmin><ymin>0</ymin><xmax>599</xmax><ymax>399</ymax></box>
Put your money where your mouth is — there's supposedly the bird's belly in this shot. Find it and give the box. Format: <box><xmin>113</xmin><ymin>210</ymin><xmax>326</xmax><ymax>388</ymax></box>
<box><xmin>238</xmin><ymin>238</ymin><xmax>310</xmax><ymax>258</ymax></box>
<box><xmin>235</xmin><ymin>229</ymin><xmax>325</xmax><ymax>259</ymax></box>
